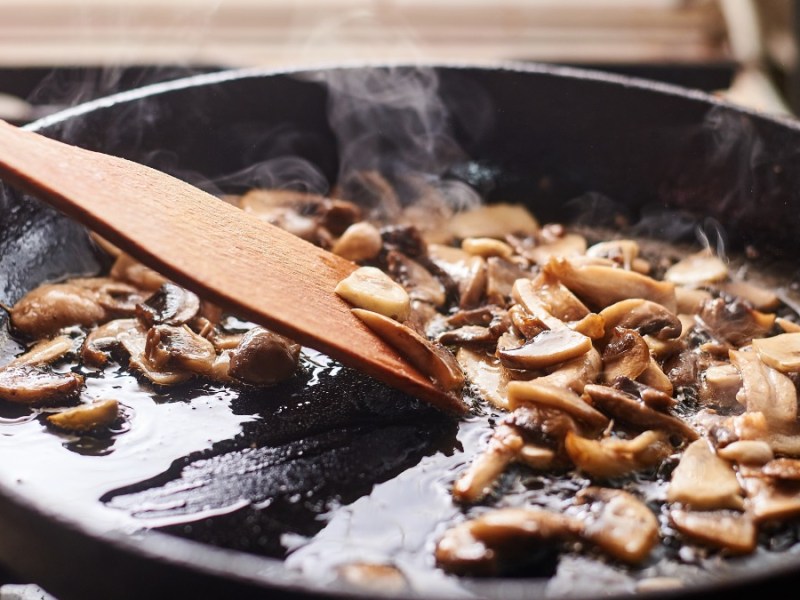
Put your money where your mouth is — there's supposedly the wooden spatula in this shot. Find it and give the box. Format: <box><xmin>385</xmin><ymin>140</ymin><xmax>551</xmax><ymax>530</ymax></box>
<box><xmin>0</xmin><ymin>120</ymin><xmax>465</xmax><ymax>414</ymax></box>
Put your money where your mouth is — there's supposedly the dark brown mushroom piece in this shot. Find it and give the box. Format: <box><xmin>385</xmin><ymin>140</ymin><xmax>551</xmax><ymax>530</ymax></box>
<box><xmin>599</xmin><ymin>299</ymin><xmax>682</xmax><ymax>341</ymax></box>
<box><xmin>506</xmin><ymin>404</ymin><xmax>579</xmax><ymax>450</ymax></box>
<box><xmin>136</xmin><ymin>283</ymin><xmax>201</xmax><ymax>329</ymax></box>
<box><xmin>427</xmin><ymin>245</ymin><xmax>487</xmax><ymax>309</ymax></box>
<box><xmin>145</xmin><ymin>324</ymin><xmax>217</xmax><ymax>376</ymax></box>
<box><xmin>10</xmin><ymin>283</ymin><xmax>109</xmax><ymax>338</ymax></box>
<box><xmin>117</xmin><ymin>326</ymin><xmax>192</xmax><ymax>386</ymax></box>
<box><xmin>319</xmin><ymin>198</ymin><xmax>363</xmax><ymax>237</ymax></box>
<box><xmin>612</xmin><ymin>377</ymin><xmax>676</xmax><ymax>411</ymax></box>
<box><xmin>0</xmin><ymin>365</ymin><xmax>83</xmax><ymax>406</ymax></box>
<box><xmin>485</xmin><ymin>257</ymin><xmax>531</xmax><ymax>307</ymax></box>
<box><xmin>508</xmin><ymin>380</ymin><xmax>609</xmax><ymax>431</ymax></box>
<box><xmin>228</xmin><ymin>327</ymin><xmax>301</xmax><ymax>386</ymax></box>
<box><xmin>697</xmin><ymin>297</ymin><xmax>775</xmax><ymax>347</ymax></box>
<box><xmin>438</xmin><ymin>326</ymin><xmax>498</xmax><ymax>348</ymax></box>
<box><xmin>386</xmin><ymin>250</ymin><xmax>446</xmax><ymax>307</ymax></box>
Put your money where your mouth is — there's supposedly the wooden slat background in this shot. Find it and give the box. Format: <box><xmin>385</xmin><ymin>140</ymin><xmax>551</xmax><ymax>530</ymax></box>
<box><xmin>0</xmin><ymin>0</ymin><xmax>729</xmax><ymax>67</ymax></box>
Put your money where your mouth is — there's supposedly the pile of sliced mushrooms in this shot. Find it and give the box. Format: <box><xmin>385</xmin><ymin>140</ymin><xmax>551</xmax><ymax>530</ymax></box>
<box><xmin>3</xmin><ymin>179</ymin><xmax>800</xmax><ymax>579</ymax></box>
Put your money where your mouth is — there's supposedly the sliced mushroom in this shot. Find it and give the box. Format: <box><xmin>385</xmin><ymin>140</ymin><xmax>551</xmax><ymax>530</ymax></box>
<box><xmin>697</xmin><ymin>297</ymin><xmax>774</xmax><ymax>347</ymax></box>
<box><xmin>570</xmin><ymin>313</ymin><xmax>605</xmax><ymax>340</ymax></box>
<box><xmin>386</xmin><ymin>251</ymin><xmax>446</xmax><ymax>307</ymax></box>
<box><xmin>352</xmin><ymin>309</ymin><xmax>465</xmax><ymax>395</ymax></box>
<box><xmin>584</xmin><ymin>384</ymin><xmax>698</xmax><ymax>440</ymax></box>
<box><xmin>448</xmin><ymin>204</ymin><xmax>539</xmax><ymax>240</ymax></box>
<box><xmin>70</xmin><ymin>277</ymin><xmax>147</xmax><ymax>316</ymax></box>
<box><xmin>456</xmin><ymin>348</ymin><xmax>510</xmax><ymax>411</ymax></box>
<box><xmin>511</xmin><ymin>279</ymin><xmax>568</xmax><ymax>331</ymax></box>
<box><xmin>135</xmin><ymin>283</ymin><xmax>201</xmax><ymax>328</ymax></box>
<box><xmin>667</xmin><ymin>439</ymin><xmax>744</xmax><ymax>510</ymax></box>
<box><xmin>9</xmin><ymin>336</ymin><xmax>72</xmax><ymax>367</ymax></box>
<box><xmin>508</xmin><ymin>381</ymin><xmax>609</xmax><ymax>430</ymax></box>
<box><xmin>664</xmin><ymin>249</ymin><xmax>728</xmax><ymax>287</ymax></box>
<box><xmin>435</xmin><ymin>507</ymin><xmax>580</xmax><ymax>576</ymax></box>
<box><xmin>498</xmin><ymin>329</ymin><xmax>592</xmax><ymax>371</ymax></box>
<box><xmin>118</xmin><ymin>327</ymin><xmax>192</xmax><ymax>386</ymax></box>
<box><xmin>485</xmin><ymin>257</ymin><xmax>530</xmax><ymax>307</ymax></box>
<box><xmin>530</xmin><ymin>271</ymin><xmax>590</xmax><ymax>322</ymax></box>
<box><xmin>565</xmin><ymin>430</ymin><xmax>672</xmax><ymax>479</ymax></box>
<box><xmin>11</xmin><ymin>283</ymin><xmax>109</xmax><ymax>338</ymax></box>
<box><xmin>527</xmin><ymin>233</ymin><xmax>587</xmax><ymax>265</ymax></box>
<box><xmin>461</xmin><ymin>237</ymin><xmax>513</xmax><ymax>259</ymax></box>
<box><xmin>239</xmin><ymin>189</ymin><xmax>327</xmax><ymax>242</ymax></box>
<box><xmin>335</xmin><ymin>266</ymin><xmax>411</xmax><ymax>321</ymax></box>
<box><xmin>752</xmin><ymin>332</ymin><xmax>800</xmax><ymax>373</ymax></box>
<box><xmin>599</xmin><ymin>299</ymin><xmax>682</xmax><ymax>341</ymax></box>
<box><xmin>675</xmin><ymin>287</ymin><xmax>713</xmax><ymax>315</ymax></box>
<box><xmin>426</xmin><ymin>245</ymin><xmax>487</xmax><ymax>309</ymax></box>
<box><xmin>586</xmin><ymin>239</ymin><xmax>640</xmax><ymax>270</ymax></box>
<box><xmin>729</xmin><ymin>350</ymin><xmax>797</xmax><ymax>427</ymax></box>
<box><xmin>699</xmin><ymin>363</ymin><xmax>742</xmax><ymax>408</ymax></box>
<box><xmin>638</xmin><ymin>357</ymin><xmax>674</xmax><ymax>396</ymax></box>
<box><xmin>601</xmin><ymin>328</ymin><xmax>651</xmax><ymax>383</ymax></box>
<box><xmin>544</xmin><ymin>257</ymin><xmax>677</xmax><ymax>312</ymax></box>
<box><xmin>742</xmin><ymin>475</ymin><xmax>800</xmax><ymax>523</ymax></box>
<box><xmin>517</xmin><ymin>444</ymin><xmax>557</xmax><ymax>469</ymax></box>
<box><xmin>761</xmin><ymin>458</ymin><xmax>800</xmax><ymax>481</ymax></box>
<box><xmin>228</xmin><ymin>327</ymin><xmax>301</xmax><ymax>386</ymax></box>
<box><xmin>145</xmin><ymin>324</ymin><xmax>217</xmax><ymax>376</ymax></box>
<box><xmin>508</xmin><ymin>305</ymin><xmax>547</xmax><ymax>339</ymax></box>
<box><xmin>439</xmin><ymin>326</ymin><xmax>497</xmax><ymax>348</ymax></box>
<box><xmin>575</xmin><ymin>487</ymin><xmax>659</xmax><ymax>564</ymax></box>
<box><xmin>331</xmin><ymin>222</ymin><xmax>383</xmax><ymax>262</ymax></box>
<box><xmin>319</xmin><ymin>198</ymin><xmax>363</xmax><ymax>237</ymax></box>
<box><xmin>46</xmin><ymin>399</ymin><xmax>119</xmax><ymax>433</ymax></box>
<box><xmin>777</xmin><ymin>317</ymin><xmax>800</xmax><ymax>333</ymax></box>
<box><xmin>717</xmin><ymin>279</ymin><xmax>780</xmax><ymax>311</ymax></box>
<box><xmin>669</xmin><ymin>509</ymin><xmax>756</xmax><ymax>554</ymax></box>
<box><xmin>535</xmin><ymin>347</ymin><xmax>601</xmax><ymax>394</ymax></box>
<box><xmin>453</xmin><ymin>424</ymin><xmax>523</xmax><ymax>503</ymax></box>
<box><xmin>109</xmin><ymin>253</ymin><xmax>168</xmax><ymax>292</ymax></box>
<box><xmin>716</xmin><ymin>440</ymin><xmax>774</xmax><ymax>465</ymax></box>
<box><xmin>0</xmin><ymin>365</ymin><xmax>83</xmax><ymax>405</ymax></box>
<box><xmin>612</xmin><ymin>377</ymin><xmax>676</xmax><ymax>411</ymax></box>
<box><xmin>81</xmin><ymin>318</ymin><xmax>140</xmax><ymax>367</ymax></box>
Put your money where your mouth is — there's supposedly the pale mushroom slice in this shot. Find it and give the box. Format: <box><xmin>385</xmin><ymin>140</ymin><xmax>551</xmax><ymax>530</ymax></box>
<box><xmin>716</xmin><ymin>440</ymin><xmax>774</xmax><ymax>465</ymax></box>
<box><xmin>498</xmin><ymin>329</ymin><xmax>592</xmax><ymax>371</ymax></box>
<box><xmin>585</xmin><ymin>239</ymin><xmax>640</xmax><ymax>270</ymax></box>
<box><xmin>699</xmin><ymin>363</ymin><xmax>742</xmax><ymax>408</ymax></box>
<box><xmin>752</xmin><ymin>332</ymin><xmax>800</xmax><ymax>373</ymax></box>
<box><xmin>117</xmin><ymin>327</ymin><xmax>191</xmax><ymax>386</ymax></box>
<box><xmin>331</xmin><ymin>222</ymin><xmax>383</xmax><ymax>262</ymax></box>
<box><xmin>729</xmin><ymin>411</ymin><xmax>800</xmax><ymax>457</ymax></box>
<box><xmin>669</xmin><ymin>509</ymin><xmax>756</xmax><ymax>554</ymax></box>
<box><xmin>517</xmin><ymin>444</ymin><xmax>557</xmax><ymax>469</ymax></box>
<box><xmin>776</xmin><ymin>317</ymin><xmax>800</xmax><ymax>333</ymax></box>
<box><xmin>461</xmin><ymin>237</ymin><xmax>514</xmax><ymax>259</ymax></box>
<box><xmin>508</xmin><ymin>381</ymin><xmax>609</xmax><ymax>430</ymax></box>
<box><xmin>511</xmin><ymin>279</ymin><xmax>569</xmax><ymax>331</ymax></box>
<box><xmin>583</xmin><ymin>385</ymin><xmax>698</xmax><ymax>441</ymax></box>
<box><xmin>664</xmin><ymin>249</ymin><xmax>728</xmax><ymax>287</ymax></box>
<box><xmin>447</xmin><ymin>203</ymin><xmax>539</xmax><ymax>240</ymax></box>
<box><xmin>46</xmin><ymin>399</ymin><xmax>120</xmax><ymax>433</ymax></box>
<box><xmin>456</xmin><ymin>348</ymin><xmax>510</xmax><ymax>411</ymax></box>
<box><xmin>729</xmin><ymin>350</ymin><xmax>797</xmax><ymax>427</ymax></box>
<box><xmin>335</xmin><ymin>266</ymin><xmax>411</xmax><ymax>321</ymax></box>
<box><xmin>352</xmin><ymin>308</ymin><xmax>465</xmax><ymax>394</ymax></box>
<box><xmin>742</xmin><ymin>474</ymin><xmax>800</xmax><ymax>523</ymax></box>
<box><xmin>435</xmin><ymin>507</ymin><xmax>581</xmax><ymax>576</ymax></box>
<box><xmin>336</xmin><ymin>563</ymin><xmax>407</xmax><ymax>595</ymax></box>
<box><xmin>10</xmin><ymin>283</ymin><xmax>109</xmax><ymax>338</ymax></box>
<box><xmin>675</xmin><ymin>287</ymin><xmax>713</xmax><ymax>315</ymax></box>
<box><xmin>453</xmin><ymin>423</ymin><xmax>524</xmax><ymax>503</ymax></box>
<box><xmin>565</xmin><ymin>430</ymin><xmax>672</xmax><ymax>479</ymax></box>
<box><xmin>574</xmin><ymin>487</ymin><xmax>660</xmax><ymax>564</ymax></box>
<box><xmin>80</xmin><ymin>318</ymin><xmax>140</xmax><ymax>367</ymax></box>
<box><xmin>667</xmin><ymin>439</ymin><xmax>744</xmax><ymax>510</ymax></box>
<box><xmin>0</xmin><ymin>365</ymin><xmax>84</xmax><ymax>406</ymax></box>
<box><xmin>717</xmin><ymin>279</ymin><xmax>780</xmax><ymax>311</ymax></box>
<box><xmin>9</xmin><ymin>336</ymin><xmax>73</xmax><ymax>368</ymax></box>
<box><xmin>109</xmin><ymin>253</ymin><xmax>168</xmax><ymax>292</ymax></box>
<box><xmin>638</xmin><ymin>357</ymin><xmax>674</xmax><ymax>396</ymax></box>
<box><xmin>761</xmin><ymin>458</ymin><xmax>800</xmax><ymax>481</ymax></box>
<box><xmin>228</xmin><ymin>327</ymin><xmax>301</xmax><ymax>386</ymax></box>
<box><xmin>599</xmin><ymin>299</ymin><xmax>682</xmax><ymax>341</ymax></box>
<box><xmin>543</xmin><ymin>257</ymin><xmax>677</xmax><ymax>312</ymax></box>
<box><xmin>135</xmin><ymin>283</ymin><xmax>201</xmax><ymax>328</ymax></box>
<box><xmin>535</xmin><ymin>347</ymin><xmax>601</xmax><ymax>394</ymax></box>
<box><xmin>145</xmin><ymin>324</ymin><xmax>217</xmax><ymax>376</ymax></box>
<box><xmin>529</xmin><ymin>271</ymin><xmax>590</xmax><ymax>322</ymax></box>
<box><xmin>527</xmin><ymin>233</ymin><xmax>587</xmax><ymax>265</ymax></box>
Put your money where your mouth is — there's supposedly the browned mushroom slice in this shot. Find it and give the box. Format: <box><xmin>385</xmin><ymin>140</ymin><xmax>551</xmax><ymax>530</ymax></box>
<box><xmin>575</xmin><ymin>487</ymin><xmax>659</xmax><ymax>564</ymax></box>
<box><xmin>584</xmin><ymin>385</ymin><xmax>698</xmax><ymax>440</ymax></box>
<box><xmin>761</xmin><ymin>458</ymin><xmax>800</xmax><ymax>481</ymax></box>
<box><xmin>353</xmin><ymin>308</ymin><xmax>464</xmax><ymax>394</ymax></box>
<box><xmin>536</xmin><ymin>347</ymin><xmax>601</xmax><ymax>394</ymax></box>
<box><xmin>612</xmin><ymin>377</ymin><xmax>676</xmax><ymax>411</ymax></box>
<box><xmin>667</xmin><ymin>439</ymin><xmax>744</xmax><ymax>510</ymax></box>
<box><xmin>716</xmin><ymin>440</ymin><xmax>774</xmax><ymax>465</ymax></box>
<box><xmin>565</xmin><ymin>430</ymin><xmax>672</xmax><ymax>479</ymax></box>
<box><xmin>544</xmin><ymin>257</ymin><xmax>677</xmax><ymax>312</ymax></box>
<box><xmin>438</xmin><ymin>326</ymin><xmax>497</xmax><ymax>348</ymax></box>
<box><xmin>699</xmin><ymin>363</ymin><xmax>742</xmax><ymax>408</ymax></box>
<box><xmin>570</xmin><ymin>313</ymin><xmax>605</xmax><ymax>340</ymax></box>
<box><xmin>81</xmin><ymin>318</ymin><xmax>140</xmax><ymax>367</ymax></box>
<box><xmin>727</xmin><ymin>411</ymin><xmax>800</xmax><ymax>457</ymax></box>
<box><xmin>447</xmin><ymin>305</ymin><xmax>504</xmax><ymax>328</ymax></box>
<box><xmin>511</xmin><ymin>279</ymin><xmax>568</xmax><ymax>331</ymax></box>
<box><xmin>697</xmin><ymin>297</ymin><xmax>774</xmax><ymax>347</ymax></box>
<box><xmin>46</xmin><ymin>399</ymin><xmax>119</xmax><ymax>433</ymax></box>
<box><xmin>319</xmin><ymin>198</ymin><xmax>363</xmax><ymax>237</ymax></box>
<box><xmin>9</xmin><ymin>336</ymin><xmax>72</xmax><ymax>367</ymax></box>
<box><xmin>485</xmin><ymin>257</ymin><xmax>531</xmax><ymax>307</ymax></box>
<box><xmin>717</xmin><ymin>279</ymin><xmax>780</xmax><ymax>311</ymax></box>
<box><xmin>145</xmin><ymin>324</ymin><xmax>217</xmax><ymax>375</ymax></box>
<box><xmin>425</xmin><ymin>245</ymin><xmax>487</xmax><ymax>309</ymax></box>
<box><xmin>135</xmin><ymin>283</ymin><xmax>201</xmax><ymax>328</ymax></box>
<box><xmin>456</xmin><ymin>348</ymin><xmax>510</xmax><ymax>410</ymax></box>
<box><xmin>664</xmin><ymin>249</ymin><xmax>728</xmax><ymax>287</ymax></box>
<box><xmin>586</xmin><ymin>240</ymin><xmax>640</xmax><ymax>270</ymax></box>
<box><xmin>638</xmin><ymin>357</ymin><xmax>674</xmax><ymax>396</ymax></box>
<box><xmin>601</xmin><ymin>328</ymin><xmax>650</xmax><ymax>383</ymax></box>
<box><xmin>530</xmin><ymin>271</ymin><xmax>590</xmax><ymax>322</ymax></box>
<box><xmin>207</xmin><ymin>350</ymin><xmax>235</xmax><ymax>383</ymax></box>
<box><xmin>117</xmin><ymin>327</ymin><xmax>191</xmax><ymax>386</ymax></box>
<box><xmin>675</xmin><ymin>287</ymin><xmax>713</xmax><ymax>315</ymax></box>
<box><xmin>228</xmin><ymin>327</ymin><xmax>301</xmax><ymax>386</ymax></box>
<box><xmin>498</xmin><ymin>329</ymin><xmax>592</xmax><ymax>371</ymax></box>
<box><xmin>742</xmin><ymin>475</ymin><xmax>800</xmax><ymax>523</ymax></box>
<box><xmin>669</xmin><ymin>509</ymin><xmax>756</xmax><ymax>554</ymax></box>
<box><xmin>109</xmin><ymin>253</ymin><xmax>168</xmax><ymax>292</ymax></box>
<box><xmin>729</xmin><ymin>350</ymin><xmax>797</xmax><ymax>427</ymax></box>
<box><xmin>386</xmin><ymin>251</ymin><xmax>446</xmax><ymax>307</ymax></box>
<box><xmin>435</xmin><ymin>507</ymin><xmax>580</xmax><ymax>576</ymax></box>
<box><xmin>599</xmin><ymin>299</ymin><xmax>682</xmax><ymax>341</ymax></box>
<box><xmin>10</xmin><ymin>283</ymin><xmax>109</xmax><ymax>338</ymax></box>
<box><xmin>0</xmin><ymin>365</ymin><xmax>83</xmax><ymax>405</ymax></box>
<box><xmin>507</xmin><ymin>405</ymin><xmax>579</xmax><ymax>451</ymax></box>
<box><xmin>752</xmin><ymin>332</ymin><xmax>800</xmax><ymax>373</ymax></box>
<box><xmin>70</xmin><ymin>277</ymin><xmax>147</xmax><ymax>315</ymax></box>
<box><xmin>461</xmin><ymin>237</ymin><xmax>514</xmax><ymax>259</ymax></box>
<box><xmin>239</xmin><ymin>189</ymin><xmax>327</xmax><ymax>242</ymax></box>
<box><xmin>453</xmin><ymin>424</ymin><xmax>523</xmax><ymax>503</ymax></box>
<box><xmin>508</xmin><ymin>381</ymin><xmax>609</xmax><ymax>430</ymax></box>
<box><xmin>447</xmin><ymin>203</ymin><xmax>539</xmax><ymax>240</ymax></box>
<box><xmin>527</xmin><ymin>233</ymin><xmax>587</xmax><ymax>265</ymax></box>
<box><xmin>508</xmin><ymin>305</ymin><xmax>547</xmax><ymax>339</ymax></box>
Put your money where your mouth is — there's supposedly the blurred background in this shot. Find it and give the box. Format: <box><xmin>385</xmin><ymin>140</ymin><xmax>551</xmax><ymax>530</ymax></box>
<box><xmin>0</xmin><ymin>0</ymin><xmax>796</xmax><ymax>125</ymax></box>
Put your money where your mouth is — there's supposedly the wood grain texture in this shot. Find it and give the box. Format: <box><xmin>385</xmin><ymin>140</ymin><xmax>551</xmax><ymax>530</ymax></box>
<box><xmin>0</xmin><ymin>120</ymin><xmax>465</xmax><ymax>414</ymax></box>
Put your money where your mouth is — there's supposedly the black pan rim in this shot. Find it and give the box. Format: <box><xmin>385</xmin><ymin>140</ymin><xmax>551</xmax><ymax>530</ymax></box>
<box><xmin>2</xmin><ymin>60</ymin><xmax>799</xmax><ymax>600</ymax></box>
